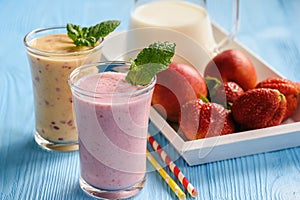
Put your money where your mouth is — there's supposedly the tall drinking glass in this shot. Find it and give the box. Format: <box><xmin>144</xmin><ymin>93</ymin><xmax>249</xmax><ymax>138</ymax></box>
<box><xmin>24</xmin><ymin>27</ymin><xmax>102</xmax><ymax>152</ymax></box>
<box><xmin>69</xmin><ymin>61</ymin><xmax>155</xmax><ymax>199</ymax></box>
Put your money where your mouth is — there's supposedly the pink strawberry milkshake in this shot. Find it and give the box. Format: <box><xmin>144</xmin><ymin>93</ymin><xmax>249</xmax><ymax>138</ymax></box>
<box><xmin>69</xmin><ymin>63</ymin><xmax>155</xmax><ymax>198</ymax></box>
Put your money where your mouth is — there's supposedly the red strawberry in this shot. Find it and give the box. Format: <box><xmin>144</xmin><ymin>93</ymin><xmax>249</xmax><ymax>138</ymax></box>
<box><xmin>179</xmin><ymin>99</ymin><xmax>235</xmax><ymax>140</ymax></box>
<box><xmin>214</xmin><ymin>81</ymin><xmax>244</xmax><ymax>107</ymax></box>
<box><xmin>256</xmin><ymin>77</ymin><xmax>300</xmax><ymax>120</ymax></box>
<box><xmin>231</xmin><ymin>88</ymin><xmax>287</xmax><ymax>130</ymax></box>
<box><xmin>206</xmin><ymin>77</ymin><xmax>244</xmax><ymax>108</ymax></box>
<box><xmin>223</xmin><ymin>82</ymin><xmax>244</xmax><ymax>104</ymax></box>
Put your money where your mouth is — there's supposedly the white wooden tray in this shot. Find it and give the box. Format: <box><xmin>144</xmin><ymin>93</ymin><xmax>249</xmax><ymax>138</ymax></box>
<box><xmin>102</xmin><ymin>26</ymin><xmax>300</xmax><ymax>166</ymax></box>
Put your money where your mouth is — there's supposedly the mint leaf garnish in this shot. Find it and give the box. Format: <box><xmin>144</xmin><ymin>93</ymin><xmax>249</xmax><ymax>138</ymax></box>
<box><xmin>125</xmin><ymin>41</ymin><xmax>176</xmax><ymax>86</ymax></box>
<box><xmin>67</xmin><ymin>20</ymin><xmax>120</xmax><ymax>47</ymax></box>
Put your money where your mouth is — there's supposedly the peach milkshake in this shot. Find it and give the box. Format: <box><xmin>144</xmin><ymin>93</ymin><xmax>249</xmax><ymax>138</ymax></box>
<box><xmin>24</xmin><ymin>21</ymin><xmax>119</xmax><ymax>151</ymax></box>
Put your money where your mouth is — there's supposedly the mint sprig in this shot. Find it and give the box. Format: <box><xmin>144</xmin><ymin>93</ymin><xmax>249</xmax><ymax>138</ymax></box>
<box><xmin>125</xmin><ymin>41</ymin><xmax>176</xmax><ymax>86</ymax></box>
<box><xmin>67</xmin><ymin>20</ymin><xmax>120</xmax><ymax>47</ymax></box>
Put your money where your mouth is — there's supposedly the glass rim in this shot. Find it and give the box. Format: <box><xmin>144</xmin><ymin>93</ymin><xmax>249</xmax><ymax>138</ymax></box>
<box><xmin>23</xmin><ymin>26</ymin><xmax>103</xmax><ymax>57</ymax></box>
<box><xmin>68</xmin><ymin>61</ymin><xmax>157</xmax><ymax>98</ymax></box>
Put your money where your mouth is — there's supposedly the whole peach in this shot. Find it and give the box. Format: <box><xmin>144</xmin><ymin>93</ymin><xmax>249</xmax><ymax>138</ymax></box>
<box><xmin>204</xmin><ymin>49</ymin><xmax>257</xmax><ymax>91</ymax></box>
<box><xmin>151</xmin><ymin>62</ymin><xmax>207</xmax><ymax>122</ymax></box>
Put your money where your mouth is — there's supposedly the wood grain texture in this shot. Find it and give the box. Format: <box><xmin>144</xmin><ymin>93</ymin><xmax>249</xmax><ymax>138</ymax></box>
<box><xmin>1</xmin><ymin>0</ymin><xmax>300</xmax><ymax>200</ymax></box>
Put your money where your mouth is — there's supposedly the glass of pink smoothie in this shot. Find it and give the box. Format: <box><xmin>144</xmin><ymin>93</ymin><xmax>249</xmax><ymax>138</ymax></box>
<box><xmin>24</xmin><ymin>27</ymin><xmax>102</xmax><ymax>152</ymax></box>
<box><xmin>69</xmin><ymin>61</ymin><xmax>155</xmax><ymax>199</ymax></box>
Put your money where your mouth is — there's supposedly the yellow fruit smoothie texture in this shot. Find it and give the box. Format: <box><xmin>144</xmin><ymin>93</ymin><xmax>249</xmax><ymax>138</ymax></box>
<box><xmin>26</xmin><ymin>33</ymin><xmax>102</xmax><ymax>144</ymax></box>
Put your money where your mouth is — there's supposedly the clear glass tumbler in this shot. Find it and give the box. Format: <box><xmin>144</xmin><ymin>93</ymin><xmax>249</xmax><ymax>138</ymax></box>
<box><xmin>69</xmin><ymin>61</ymin><xmax>155</xmax><ymax>199</ymax></box>
<box><xmin>24</xmin><ymin>27</ymin><xmax>102</xmax><ymax>152</ymax></box>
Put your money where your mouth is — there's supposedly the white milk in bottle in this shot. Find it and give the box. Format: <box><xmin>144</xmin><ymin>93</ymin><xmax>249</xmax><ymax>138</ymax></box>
<box><xmin>129</xmin><ymin>0</ymin><xmax>217</xmax><ymax>51</ymax></box>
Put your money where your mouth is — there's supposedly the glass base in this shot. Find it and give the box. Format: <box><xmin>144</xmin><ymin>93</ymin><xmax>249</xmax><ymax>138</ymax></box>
<box><xmin>34</xmin><ymin>131</ymin><xmax>78</xmax><ymax>152</ymax></box>
<box><xmin>79</xmin><ymin>176</ymin><xmax>146</xmax><ymax>200</ymax></box>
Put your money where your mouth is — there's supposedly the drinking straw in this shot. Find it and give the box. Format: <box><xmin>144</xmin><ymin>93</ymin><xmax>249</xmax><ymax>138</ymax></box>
<box><xmin>146</xmin><ymin>149</ymin><xmax>186</xmax><ymax>200</ymax></box>
<box><xmin>147</xmin><ymin>133</ymin><xmax>198</xmax><ymax>198</ymax></box>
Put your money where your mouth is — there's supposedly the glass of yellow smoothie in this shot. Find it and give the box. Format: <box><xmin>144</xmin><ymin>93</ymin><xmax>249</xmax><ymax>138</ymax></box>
<box><xmin>24</xmin><ymin>23</ymin><xmax>118</xmax><ymax>152</ymax></box>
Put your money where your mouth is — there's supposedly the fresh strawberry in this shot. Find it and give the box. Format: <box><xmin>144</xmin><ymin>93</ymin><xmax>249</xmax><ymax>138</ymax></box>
<box><xmin>231</xmin><ymin>88</ymin><xmax>287</xmax><ymax>130</ymax></box>
<box><xmin>256</xmin><ymin>77</ymin><xmax>300</xmax><ymax>120</ymax></box>
<box><xmin>179</xmin><ymin>99</ymin><xmax>235</xmax><ymax>140</ymax></box>
<box><xmin>206</xmin><ymin>77</ymin><xmax>244</xmax><ymax>108</ymax></box>
<box><xmin>222</xmin><ymin>82</ymin><xmax>244</xmax><ymax>104</ymax></box>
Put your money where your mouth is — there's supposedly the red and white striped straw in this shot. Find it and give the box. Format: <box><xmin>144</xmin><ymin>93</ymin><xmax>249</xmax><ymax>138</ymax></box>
<box><xmin>147</xmin><ymin>133</ymin><xmax>198</xmax><ymax>198</ymax></box>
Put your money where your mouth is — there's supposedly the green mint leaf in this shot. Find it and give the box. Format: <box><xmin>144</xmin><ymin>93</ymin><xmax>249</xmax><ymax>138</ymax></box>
<box><xmin>66</xmin><ymin>20</ymin><xmax>120</xmax><ymax>47</ymax></box>
<box><xmin>125</xmin><ymin>41</ymin><xmax>176</xmax><ymax>86</ymax></box>
<box><xmin>88</xmin><ymin>20</ymin><xmax>121</xmax><ymax>41</ymax></box>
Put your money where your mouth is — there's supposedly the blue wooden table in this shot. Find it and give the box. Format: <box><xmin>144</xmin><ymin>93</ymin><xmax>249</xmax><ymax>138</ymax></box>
<box><xmin>1</xmin><ymin>0</ymin><xmax>300</xmax><ymax>199</ymax></box>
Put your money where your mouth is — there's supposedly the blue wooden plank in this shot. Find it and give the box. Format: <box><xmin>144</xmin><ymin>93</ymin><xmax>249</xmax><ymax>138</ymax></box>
<box><xmin>0</xmin><ymin>0</ymin><xmax>300</xmax><ymax>200</ymax></box>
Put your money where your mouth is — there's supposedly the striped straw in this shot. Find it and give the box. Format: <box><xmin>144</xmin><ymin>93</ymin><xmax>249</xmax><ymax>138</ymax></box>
<box><xmin>146</xmin><ymin>149</ymin><xmax>186</xmax><ymax>200</ymax></box>
<box><xmin>147</xmin><ymin>133</ymin><xmax>198</xmax><ymax>198</ymax></box>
